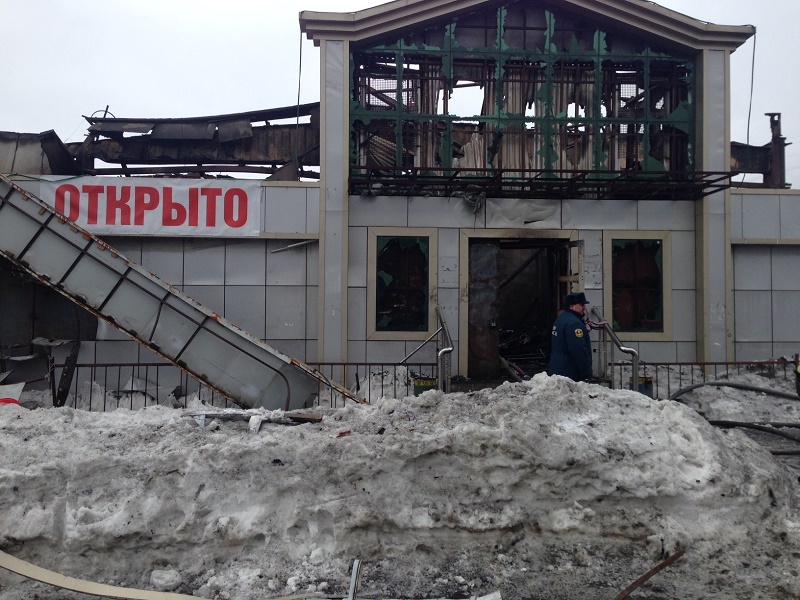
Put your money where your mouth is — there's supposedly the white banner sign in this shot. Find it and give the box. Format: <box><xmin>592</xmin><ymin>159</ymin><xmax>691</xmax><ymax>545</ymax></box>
<box><xmin>40</xmin><ymin>178</ymin><xmax>261</xmax><ymax>236</ymax></box>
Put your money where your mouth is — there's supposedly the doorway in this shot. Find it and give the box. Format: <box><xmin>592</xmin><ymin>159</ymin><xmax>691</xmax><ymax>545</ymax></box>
<box><xmin>463</xmin><ymin>235</ymin><xmax>581</xmax><ymax>380</ymax></box>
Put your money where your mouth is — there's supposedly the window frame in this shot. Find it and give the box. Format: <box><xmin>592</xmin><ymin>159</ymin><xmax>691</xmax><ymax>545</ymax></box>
<box><xmin>603</xmin><ymin>230</ymin><xmax>672</xmax><ymax>342</ymax></box>
<box><xmin>367</xmin><ymin>227</ymin><xmax>438</xmax><ymax>341</ymax></box>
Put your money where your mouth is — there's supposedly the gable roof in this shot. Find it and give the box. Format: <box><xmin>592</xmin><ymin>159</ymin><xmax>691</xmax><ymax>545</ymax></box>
<box><xmin>300</xmin><ymin>0</ymin><xmax>754</xmax><ymax>52</ymax></box>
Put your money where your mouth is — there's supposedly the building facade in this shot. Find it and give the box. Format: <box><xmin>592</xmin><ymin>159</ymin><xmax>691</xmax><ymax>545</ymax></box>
<box><xmin>3</xmin><ymin>0</ymin><xmax>799</xmax><ymax>392</ymax></box>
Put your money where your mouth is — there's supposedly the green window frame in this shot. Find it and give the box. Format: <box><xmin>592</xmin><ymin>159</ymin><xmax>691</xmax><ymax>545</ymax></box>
<box><xmin>367</xmin><ymin>227</ymin><xmax>438</xmax><ymax>340</ymax></box>
<box><xmin>603</xmin><ymin>231</ymin><xmax>672</xmax><ymax>341</ymax></box>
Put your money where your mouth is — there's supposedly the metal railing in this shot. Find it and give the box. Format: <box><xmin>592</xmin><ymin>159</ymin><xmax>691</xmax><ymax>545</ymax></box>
<box><xmin>591</xmin><ymin>306</ymin><xmax>639</xmax><ymax>384</ymax></box>
<box><xmin>608</xmin><ymin>358</ymin><xmax>799</xmax><ymax>399</ymax></box>
<box><xmin>396</xmin><ymin>305</ymin><xmax>453</xmax><ymax>393</ymax></box>
<box><xmin>48</xmin><ymin>359</ymin><xmax>438</xmax><ymax>411</ymax></box>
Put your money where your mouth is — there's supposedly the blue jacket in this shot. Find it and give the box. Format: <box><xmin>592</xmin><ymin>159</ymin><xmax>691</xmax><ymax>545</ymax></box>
<box><xmin>549</xmin><ymin>309</ymin><xmax>592</xmax><ymax>381</ymax></box>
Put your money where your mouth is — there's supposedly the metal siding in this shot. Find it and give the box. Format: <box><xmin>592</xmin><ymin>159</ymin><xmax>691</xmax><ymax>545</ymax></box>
<box><xmin>733</xmin><ymin>290</ymin><xmax>772</xmax><ymax>342</ymax></box>
<box><xmin>671</xmin><ymin>231</ymin><xmax>696</xmax><ymax>290</ymax></box>
<box><xmin>265</xmin><ymin>285</ymin><xmax>307</xmax><ymax>340</ymax></box>
<box><xmin>735</xmin><ymin>342</ymin><xmax>774</xmax><ymax>361</ymax></box>
<box><xmin>108</xmin><ymin>238</ymin><xmax>143</xmax><ymax>263</ymax></box>
<box><xmin>142</xmin><ymin>240</ymin><xmax>184</xmax><ymax>285</ymax></box>
<box><xmin>672</xmin><ymin>289</ymin><xmax>696</xmax><ymax>341</ymax></box>
<box><xmin>365</xmin><ymin>340</ymin><xmax>407</xmax><ymax>364</ymax></box>
<box><xmin>637</xmin><ymin>201</ymin><xmax>693</xmax><ymax>230</ymax></box>
<box><xmin>225</xmin><ymin>240</ymin><xmax>266</xmax><ymax>285</ymax></box>
<box><xmin>742</xmin><ymin>195</ymin><xmax>781</xmax><ymax>239</ymax></box>
<box><xmin>94</xmin><ymin>340</ymin><xmax>140</xmax><ymax>365</ymax></box>
<box><xmin>779</xmin><ymin>195</ymin><xmax>800</xmax><ymax>238</ymax></box>
<box><xmin>349</xmin><ymin>195</ymin><xmax>409</xmax><ymax>227</ymax></box>
<box><xmin>225</xmin><ymin>285</ymin><xmax>266</xmax><ymax>339</ymax></box>
<box><xmin>182</xmin><ymin>285</ymin><xmax>224</xmax><ymax>314</ymax></box>
<box><xmin>729</xmin><ymin>193</ymin><xmax>743</xmax><ymax>239</ymax></box>
<box><xmin>438</xmin><ymin>287</ymin><xmax>459</xmax><ymax>329</ymax></box>
<box><xmin>637</xmin><ymin>342</ymin><xmax>678</xmax><ymax>364</ymax></box>
<box><xmin>437</xmin><ymin>228</ymin><xmax>460</xmax><ymax>289</ymax></box>
<box><xmin>485</xmin><ymin>198</ymin><xmax>559</xmax><ymax>229</ymax></box>
<box><xmin>408</xmin><ymin>196</ymin><xmax>488</xmax><ymax>228</ymax></box>
<box><xmin>347</xmin><ymin>286</ymin><xmax>367</xmax><ymax>341</ymax></box>
<box><xmin>305</xmin><ymin>243</ymin><xmax>320</xmax><ymax>286</ymax></box>
<box><xmin>562</xmin><ymin>199</ymin><xmax>637</xmax><ymax>230</ymax></box>
<box><xmin>183</xmin><ymin>240</ymin><xmax>225</xmax><ymax>285</ymax></box>
<box><xmin>264</xmin><ymin>187</ymin><xmax>308</xmax><ymax>234</ymax></box>
<box><xmin>306</xmin><ymin>286</ymin><xmax>318</xmax><ymax>339</ymax></box>
<box><xmin>676</xmin><ymin>341</ymin><xmax>697</xmax><ymax>362</ymax></box>
<box><xmin>772</xmin><ymin>291</ymin><xmax>800</xmax><ymax>342</ymax></box>
<box><xmin>266</xmin><ymin>241</ymin><xmax>307</xmax><ymax>286</ymax></box>
<box><xmin>347</xmin><ymin>226</ymin><xmax>368</xmax><ymax>288</ymax></box>
<box><xmin>347</xmin><ymin>340</ymin><xmax>367</xmax><ymax>364</ymax></box>
<box><xmin>772</xmin><ymin>246</ymin><xmax>800</xmax><ymax>290</ymax></box>
<box><xmin>307</xmin><ymin>188</ymin><xmax>320</xmax><ymax>234</ymax></box>
<box><xmin>733</xmin><ymin>246</ymin><xmax>771</xmax><ymax>290</ymax></box>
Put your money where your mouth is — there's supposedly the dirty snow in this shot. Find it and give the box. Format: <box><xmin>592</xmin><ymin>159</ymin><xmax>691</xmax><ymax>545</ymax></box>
<box><xmin>1</xmin><ymin>372</ymin><xmax>799</xmax><ymax>599</ymax></box>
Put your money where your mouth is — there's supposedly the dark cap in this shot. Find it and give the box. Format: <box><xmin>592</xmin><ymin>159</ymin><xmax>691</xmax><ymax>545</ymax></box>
<box><xmin>563</xmin><ymin>292</ymin><xmax>590</xmax><ymax>307</ymax></box>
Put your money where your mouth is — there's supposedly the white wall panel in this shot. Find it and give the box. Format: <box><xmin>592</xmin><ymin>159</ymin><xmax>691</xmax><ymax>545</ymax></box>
<box><xmin>638</xmin><ymin>201</ymin><xmax>693</xmax><ymax>230</ymax></box>
<box><xmin>266</xmin><ymin>240</ymin><xmax>307</xmax><ymax>286</ymax></box>
<box><xmin>733</xmin><ymin>246</ymin><xmax>771</xmax><ymax>290</ymax></box>
<box><xmin>779</xmin><ymin>195</ymin><xmax>800</xmax><ymax>238</ymax></box>
<box><xmin>264</xmin><ymin>187</ymin><xmax>308</xmax><ymax>234</ymax></box>
<box><xmin>671</xmin><ymin>231</ymin><xmax>696</xmax><ymax>290</ymax></box>
<box><xmin>225</xmin><ymin>285</ymin><xmax>266</xmax><ymax>338</ymax></box>
<box><xmin>672</xmin><ymin>289</ymin><xmax>696</xmax><ymax>342</ymax></box>
<box><xmin>347</xmin><ymin>226</ymin><xmax>368</xmax><ymax>287</ymax></box>
<box><xmin>772</xmin><ymin>291</ymin><xmax>800</xmax><ymax>342</ymax></box>
<box><xmin>486</xmin><ymin>198</ymin><xmax>559</xmax><ymax>229</ymax></box>
<box><xmin>184</xmin><ymin>240</ymin><xmax>225</xmax><ymax>285</ymax></box>
<box><xmin>142</xmin><ymin>240</ymin><xmax>184</xmax><ymax>285</ymax></box>
<box><xmin>265</xmin><ymin>286</ymin><xmax>307</xmax><ymax>340</ymax></box>
<box><xmin>225</xmin><ymin>240</ymin><xmax>266</xmax><ymax>285</ymax></box>
<box><xmin>183</xmin><ymin>285</ymin><xmax>224</xmax><ymax>314</ymax></box>
<box><xmin>733</xmin><ymin>290</ymin><xmax>772</xmax><ymax>342</ymax></box>
<box><xmin>349</xmin><ymin>195</ymin><xmax>408</xmax><ymax>226</ymax></box>
<box><xmin>771</xmin><ymin>247</ymin><xmax>800</xmax><ymax>290</ymax></box>
<box><xmin>563</xmin><ymin>199</ymin><xmax>636</xmax><ymax>229</ymax></box>
<box><xmin>347</xmin><ymin>286</ymin><xmax>367</xmax><ymax>341</ymax></box>
<box><xmin>438</xmin><ymin>228</ymin><xmax>460</xmax><ymax>288</ymax></box>
<box><xmin>410</xmin><ymin>196</ymin><xmax>483</xmax><ymax>228</ymax></box>
<box><xmin>742</xmin><ymin>195</ymin><xmax>781</xmax><ymax>238</ymax></box>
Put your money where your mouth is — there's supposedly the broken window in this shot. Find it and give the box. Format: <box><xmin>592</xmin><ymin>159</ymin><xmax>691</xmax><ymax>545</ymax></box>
<box><xmin>375</xmin><ymin>236</ymin><xmax>430</xmax><ymax>332</ymax></box>
<box><xmin>349</xmin><ymin>1</ymin><xmax>695</xmax><ymax>195</ymax></box>
<box><xmin>611</xmin><ymin>239</ymin><xmax>664</xmax><ymax>332</ymax></box>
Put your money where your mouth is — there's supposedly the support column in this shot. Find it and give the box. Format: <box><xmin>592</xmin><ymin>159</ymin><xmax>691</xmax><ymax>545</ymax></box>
<box><xmin>317</xmin><ymin>40</ymin><xmax>350</xmax><ymax>363</ymax></box>
<box><xmin>695</xmin><ymin>49</ymin><xmax>733</xmax><ymax>362</ymax></box>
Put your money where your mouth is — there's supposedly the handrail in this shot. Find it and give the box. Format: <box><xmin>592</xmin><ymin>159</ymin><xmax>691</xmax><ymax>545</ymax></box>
<box><xmin>591</xmin><ymin>306</ymin><xmax>639</xmax><ymax>389</ymax></box>
<box><xmin>397</xmin><ymin>305</ymin><xmax>453</xmax><ymax>393</ymax></box>
<box><xmin>436</xmin><ymin>306</ymin><xmax>454</xmax><ymax>393</ymax></box>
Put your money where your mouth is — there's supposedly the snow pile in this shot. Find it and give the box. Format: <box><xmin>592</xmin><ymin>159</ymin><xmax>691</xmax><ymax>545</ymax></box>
<box><xmin>1</xmin><ymin>373</ymin><xmax>799</xmax><ymax>599</ymax></box>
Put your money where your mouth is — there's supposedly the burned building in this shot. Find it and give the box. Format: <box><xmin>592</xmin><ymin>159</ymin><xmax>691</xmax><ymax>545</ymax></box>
<box><xmin>1</xmin><ymin>0</ymin><xmax>798</xmax><ymax>399</ymax></box>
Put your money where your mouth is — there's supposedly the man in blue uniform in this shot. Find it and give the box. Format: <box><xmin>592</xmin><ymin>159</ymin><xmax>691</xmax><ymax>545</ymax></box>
<box><xmin>548</xmin><ymin>292</ymin><xmax>593</xmax><ymax>381</ymax></box>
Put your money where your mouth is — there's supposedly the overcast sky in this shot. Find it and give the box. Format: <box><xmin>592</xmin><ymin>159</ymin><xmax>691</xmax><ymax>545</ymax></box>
<box><xmin>2</xmin><ymin>0</ymin><xmax>798</xmax><ymax>183</ymax></box>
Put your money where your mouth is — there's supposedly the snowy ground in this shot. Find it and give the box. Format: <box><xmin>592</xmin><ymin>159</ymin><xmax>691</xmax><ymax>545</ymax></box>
<box><xmin>1</xmin><ymin>371</ymin><xmax>799</xmax><ymax>600</ymax></box>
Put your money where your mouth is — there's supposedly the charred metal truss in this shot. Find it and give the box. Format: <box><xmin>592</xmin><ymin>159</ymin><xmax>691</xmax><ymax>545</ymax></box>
<box><xmin>68</xmin><ymin>104</ymin><xmax>321</xmax><ymax>178</ymax></box>
<box><xmin>349</xmin><ymin>1</ymin><xmax>730</xmax><ymax>199</ymax></box>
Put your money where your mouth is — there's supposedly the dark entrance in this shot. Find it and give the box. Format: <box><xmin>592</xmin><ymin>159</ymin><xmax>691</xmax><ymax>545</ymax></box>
<box><xmin>467</xmin><ymin>238</ymin><xmax>578</xmax><ymax>380</ymax></box>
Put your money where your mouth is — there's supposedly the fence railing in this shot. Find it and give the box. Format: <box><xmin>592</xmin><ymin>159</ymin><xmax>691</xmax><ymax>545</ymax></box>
<box><xmin>39</xmin><ymin>357</ymin><xmax>799</xmax><ymax>410</ymax></box>
<box><xmin>48</xmin><ymin>360</ymin><xmax>438</xmax><ymax>411</ymax></box>
<box><xmin>608</xmin><ymin>358</ymin><xmax>799</xmax><ymax>399</ymax></box>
